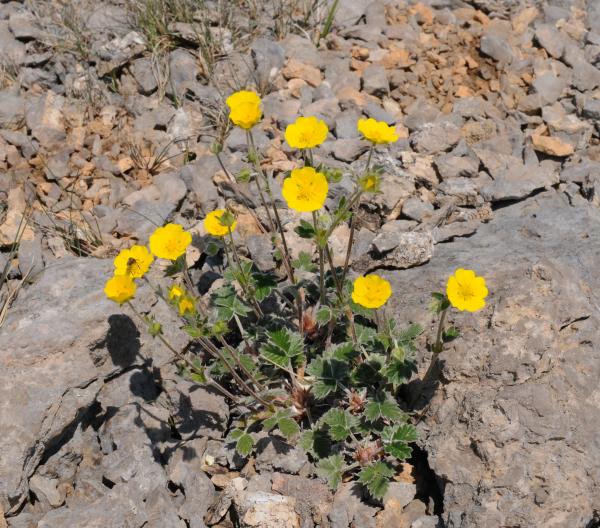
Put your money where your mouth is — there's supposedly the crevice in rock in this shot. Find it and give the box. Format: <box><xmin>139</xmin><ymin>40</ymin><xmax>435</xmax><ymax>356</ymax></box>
<box><xmin>490</xmin><ymin>187</ymin><xmax>548</xmax><ymax>211</ymax></box>
<box><xmin>408</xmin><ymin>444</ymin><xmax>445</xmax><ymax>516</ymax></box>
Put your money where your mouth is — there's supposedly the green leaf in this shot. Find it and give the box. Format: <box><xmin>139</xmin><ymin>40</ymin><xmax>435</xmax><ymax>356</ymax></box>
<box><xmin>443</xmin><ymin>326</ymin><xmax>460</xmax><ymax>342</ymax></box>
<box><xmin>363</xmin><ymin>392</ymin><xmax>404</xmax><ymax>423</ymax></box>
<box><xmin>324</xmin><ymin>342</ymin><xmax>357</xmax><ymax>361</ymax></box>
<box><xmin>299</xmin><ymin>429</ymin><xmax>331</xmax><ymax>458</ymax></box>
<box><xmin>235</xmin><ymin>432</ymin><xmax>254</xmax><ymax>457</ymax></box>
<box><xmin>430</xmin><ymin>292</ymin><xmax>450</xmax><ymax>314</ymax></box>
<box><xmin>165</xmin><ymin>254</ymin><xmax>186</xmax><ymax>276</ymax></box>
<box><xmin>182</xmin><ymin>325</ymin><xmax>206</xmax><ymax>339</ymax></box>
<box><xmin>354</xmin><ymin>323</ymin><xmax>377</xmax><ymax>345</ymax></box>
<box><xmin>306</xmin><ymin>357</ymin><xmax>348</xmax><ymax>399</ymax></box>
<box><xmin>352</xmin><ymin>355</ymin><xmax>386</xmax><ymax>387</ymax></box>
<box><xmin>213</xmin><ymin>288</ymin><xmax>253</xmax><ymax>320</ymax></box>
<box><xmin>320</xmin><ymin>408</ymin><xmax>358</xmax><ymax>441</ymax></box>
<box><xmin>295</xmin><ymin>220</ymin><xmax>316</xmax><ymax>239</ymax></box>
<box><xmin>252</xmin><ymin>272</ymin><xmax>277</xmax><ymax>302</ymax></box>
<box><xmin>316</xmin><ymin>306</ymin><xmax>333</xmax><ymax>325</ymax></box>
<box><xmin>382</xmin><ymin>424</ymin><xmax>417</xmax><ymax>461</ymax></box>
<box><xmin>292</xmin><ymin>251</ymin><xmax>317</xmax><ymax>272</ymax></box>
<box><xmin>278</xmin><ymin>417</ymin><xmax>301</xmax><ymax>440</ymax></box>
<box><xmin>316</xmin><ymin>454</ymin><xmax>346</xmax><ymax>490</ymax></box>
<box><xmin>383</xmin><ymin>359</ymin><xmax>417</xmax><ymax>388</ymax></box>
<box><xmin>260</xmin><ymin>329</ymin><xmax>305</xmax><ymax>369</ymax></box>
<box><xmin>358</xmin><ymin>462</ymin><xmax>395</xmax><ymax>499</ymax></box>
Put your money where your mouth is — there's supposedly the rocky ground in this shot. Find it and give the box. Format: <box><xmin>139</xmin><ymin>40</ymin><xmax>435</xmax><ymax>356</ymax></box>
<box><xmin>2</xmin><ymin>0</ymin><xmax>600</xmax><ymax>526</ymax></box>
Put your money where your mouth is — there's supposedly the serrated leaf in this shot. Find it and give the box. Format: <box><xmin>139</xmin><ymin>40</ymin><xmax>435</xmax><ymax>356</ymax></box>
<box><xmin>324</xmin><ymin>342</ymin><xmax>357</xmax><ymax>361</ymax></box>
<box><xmin>235</xmin><ymin>432</ymin><xmax>254</xmax><ymax>457</ymax></box>
<box><xmin>382</xmin><ymin>424</ymin><xmax>417</xmax><ymax>461</ymax></box>
<box><xmin>292</xmin><ymin>251</ymin><xmax>317</xmax><ymax>272</ymax></box>
<box><xmin>320</xmin><ymin>408</ymin><xmax>358</xmax><ymax>441</ymax></box>
<box><xmin>260</xmin><ymin>329</ymin><xmax>305</xmax><ymax>369</ymax></box>
<box><xmin>443</xmin><ymin>326</ymin><xmax>460</xmax><ymax>342</ymax></box>
<box><xmin>354</xmin><ymin>323</ymin><xmax>377</xmax><ymax>345</ymax></box>
<box><xmin>316</xmin><ymin>306</ymin><xmax>333</xmax><ymax>325</ymax></box>
<box><xmin>306</xmin><ymin>357</ymin><xmax>348</xmax><ymax>399</ymax></box>
<box><xmin>214</xmin><ymin>291</ymin><xmax>252</xmax><ymax>321</ymax></box>
<box><xmin>352</xmin><ymin>355</ymin><xmax>385</xmax><ymax>387</ymax></box>
<box><xmin>358</xmin><ymin>462</ymin><xmax>394</xmax><ymax>499</ymax></box>
<box><xmin>230</xmin><ymin>428</ymin><xmax>244</xmax><ymax>440</ymax></box>
<box><xmin>363</xmin><ymin>392</ymin><xmax>404</xmax><ymax>423</ymax></box>
<box><xmin>278</xmin><ymin>417</ymin><xmax>300</xmax><ymax>440</ymax></box>
<box><xmin>383</xmin><ymin>358</ymin><xmax>417</xmax><ymax>388</ymax></box>
<box><xmin>316</xmin><ymin>454</ymin><xmax>345</xmax><ymax>490</ymax></box>
<box><xmin>252</xmin><ymin>272</ymin><xmax>277</xmax><ymax>302</ymax></box>
<box><xmin>299</xmin><ymin>429</ymin><xmax>331</xmax><ymax>458</ymax></box>
<box><xmin>295</xmin><ymin>219</ymin><xmax>316</xmax><ymax>239</ymax></box>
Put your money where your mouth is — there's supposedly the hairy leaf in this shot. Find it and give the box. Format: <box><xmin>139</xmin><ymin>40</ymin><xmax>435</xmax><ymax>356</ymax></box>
<box><xmin>299</xmin><ymin>429</ymin><xmax>331</xmax><ymax>458</ymax></box>
<box><xmin>358</xmin><ymin>462</ymin><xmax>395</xmax><ymax>499</ymax></box>
<box><xmin>295</xmin><ymin>220</ymin><xmax>316</xmax><ymax>239</ymax></box>
<box><xmin>382</xmin><ymin>424</ymin><xmax>417</xmax><ymax>461</ymax></box>
<box><xmin>320</xmin><ymin>408</ymin><xmax>358</xmax><ymax>441</ymax></box>
<box><xmin>260</xmin><ymin>329</ymin><xmax>304</xmax><ymax>369</ymax></box>
<box><xmin>316</xmin><ymin>454</ymin><xmax>345</xmax><ymax>490</ymax></box>
<box><xmin>364</xmin><ymin>392</ymin><xmax>404</xmax><ymax>423</ymax></box>
<box><xmin>306</xmin><ymin>357</ymin><xmax>348</xmax><ymax>399</ymax></box>
<box><xmin>292</xmin><ymin>251</ymin><xmax>317</xmax><ymax>272</ymax></box>
<box><xmin>230</xmin><ymin>429</ymin><xmax>254</xmax><ymax>457</ymax></box>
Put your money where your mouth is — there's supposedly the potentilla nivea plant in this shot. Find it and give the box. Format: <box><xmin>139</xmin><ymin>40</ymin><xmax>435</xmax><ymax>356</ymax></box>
<box><xmin>104</xmin><ymin>89</ymin><xmax>488</xmax><ymax>500</ymax></box>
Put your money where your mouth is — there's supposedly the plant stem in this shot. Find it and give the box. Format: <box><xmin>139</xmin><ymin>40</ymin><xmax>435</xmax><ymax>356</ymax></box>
<box><xmin>215</xmin><ymin>150</ymin><xmax>266</xmax><ymax>234</ymax></box>
<box><xmin>218</xmin><ymin>336</ymin><xmax>265</xmax><ymax>391</ymax></box>
<box><xmin>247</xmin><ymin>130</ymin><xmax>296</xmax><ymax>285</ymax></box>
<box><xmin>126</xmin><ymin>301</ymin><xmax>238</xmax><ymax>403</ymax></box>
<box><xmin>225</xmin><ymin>230</ymin><xmax>264</xmax><ymax>319</ymax></box>
<box><xmin>433</xmin><ymin>308</ymin><xmax>448</xmax><ymax>354</ymax></box>
<box><xmin>312</xmin><ymin>211</ymin><xmax>325</xmax><ymax>304</ymax></box>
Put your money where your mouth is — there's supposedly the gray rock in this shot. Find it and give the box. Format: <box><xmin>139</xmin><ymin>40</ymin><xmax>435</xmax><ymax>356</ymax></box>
<box><xmin>24</xmin><ymin>91</ymin><xmax>67</xmax><ymax>150</ymax></box>
<box><xmin>480</xmin><ymin>163</ymin><xmax>557</xmax><ymax>202</ymax></box>
<box><xmin>535</xmin><ymin>24</ymin><xmax>565</xmax><ymax>59</ymax></box>
<box><xmin>572</xmin><ymin>60</ymin><xmax>600</xmax><ymax>91</ymax></box>
<box><xmin>281</xmin><ymin>34</ymin><xmax>321</xmax><ymax>69</ymax></box>
<box><xmin>411</xmin><ymin>122</ymin><xmax>461</xmax><ymax>154</ymax></box>
<box><xmin>246</xmin><ymin>234</ymin><xmax>275</xmax><ymax>272</ymax></box>
<box><xmin>384</xmin><ymin>481</ymin><xmax>417</xmax><ymax>509</ymax></box>
<box><xmin>362</xmin><ymin>63</ymin><xmax>389</xmax><ymax>96</ymax></box>
<box><xmin>0</xmin><ymin>89</ymin><xmax>24</xmax><ymax>129</ymax></box>
<box><xmin>367</xmin><ymin>230</ymin><xmax>434</xmax><ymax>271</ymax></box>
<box><xmin>251</xmin><ymin>37</ymin><xmax>285</xmax><ymax>86</ymax></box>
<box><xmin>412</xmin><ymin>516</ymin><xmax>441</xmax><ymax>528</ymax></box>
<box><xmin>232</xmin><ymin>489</ymin><xmax>301</xmax><ymax>528</ymax></box>
<box><xmin>0</xmin><ymin>258</ymin><xmax>118</xmax><ymax>513</ymax></box>
<box><xmin>163</xmin><ymin>378</ymin><xmax>229</xmax><ymax>441</ymax></box>
<box><xmin>0</xmin><ymin>20</ymin><xmax>25</xmax><ymax>64</ymax></box>
<box><xmin>255</xmin><ymin>437</ymin><xmax>308</xmax><ymax>475</ymax></box>
<box><xmin>532</xmin><ymin>72</ymin><xmax>565</xmax><ymax>105</ymax></box>
<box><xmin>131</xmin><ymin>57</ymin><xmax>158</xmax><ymax>95</ymax></box>
<box><xmin>8</xmin><ymin>10</ymin><xmax>42</xmax><ymax>41</ymax></box>
<box><xmin>402</xmin><ymin>197</ymin><xmax>434</xmax><ymax>222</ymax></box>
<box><xmin>330</xmin><ymin>483</ymin><xmax>377</xmax><ymax>528</ymax></box>
<box><xmin>332</xmin><ymin>138</ymin><xmax>369</xmax><ymax>162</ymax></box>
<box><xmin>386</xmin><ymin>191</ymin><xmax>600</xmax><ymax>528</ymax></box>
<box><xmin>167</xmin><ymin>48</ymin><xmax>198</xmax><ymax>100</ymax></box>
<box><xmin>335</xmin><ymin>110</ymin><xmax>361</xmax><ymax>139</ymax></box>
<box><xmin>480</xmin><ymin>34</ymin><xmax>514</xmax><ymax>64</ymax></box>
<box><xmin>153</xmin><ymin>170</ymin><xmax>187</xmax><ymax>206</ymax></box>
<box><xmin>435</xmin><ymin>155</ymin><xmax>479</xmax><ymax>180</ymax></box>
<box><xmin>17</xmin><ymin>233</ymin><xmax>44</xmax><ymax>278</ymax></box>
<box><xmin>364</xmin><ymin>100</ymin><xmax>396</xmax><ymax>125</ymax></box>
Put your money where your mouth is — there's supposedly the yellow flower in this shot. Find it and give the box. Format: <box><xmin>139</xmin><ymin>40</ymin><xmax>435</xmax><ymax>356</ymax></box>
<box><xmin>357</xmin><ymin>118</ymin><xmax>398</xmax><ymax>144</ymax></box>
<box><xmin>149</xmin><ymin>223</ymin><xmax>192</xmax><ymax>261</ymax></box>
<box><xmin>285</xmin><ymin>116</ymin><xmax>328</xmax><ymax>149</ymax></box>
<box><xmin>351</xmin><ymin>274</ymin><xmax>392</xmax><ymax>309</ymax></box>
<box><xmin>113</xmin><ymin>245</ymin><xmax>153</xmax><ymax>278</ymax></box>
<box><xmin>169</xmin><ymin>285</ymin><xmax>185</xmax><ymax>300</ymax></box>
<box><xmin>446</xmin><ymin>269</ymin><xmax>488</xmax><ymax>312</ymax></box>
<box><xmin>104</xmin><ymin>275</ymin><xmax>136</xmax><ymax>305</ymax></box>
<box><xmin>178</xmin><ymin>296</ymin><xmax>195</xmax><ymax>316</ymax></box>
<box><xmin>204</xmin><ymin>209</ymin><xmax>237</xmax><ymax>237</ymax></box>
<box><xmin>282</xmin><ymin>167</ymin><xmax>328</xmax><ymax>212</ymax></box>
<box><xmin>226</xmin><ymin>90</ymin><xmax>262</xmax><ymax>129</ymax></box>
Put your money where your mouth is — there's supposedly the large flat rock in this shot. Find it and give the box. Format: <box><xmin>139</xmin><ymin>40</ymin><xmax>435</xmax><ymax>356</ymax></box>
<box><xmin>385</xmin><ymin>191</ymin><xmax>600</xmax><ymax>527</ymax></box>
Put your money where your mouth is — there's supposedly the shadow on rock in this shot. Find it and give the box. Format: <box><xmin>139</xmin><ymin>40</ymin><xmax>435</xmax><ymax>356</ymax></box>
<box><xmin>105</xmin><ymin>314</ymin><xmax>141</xmax><ymax>367</ymax></box>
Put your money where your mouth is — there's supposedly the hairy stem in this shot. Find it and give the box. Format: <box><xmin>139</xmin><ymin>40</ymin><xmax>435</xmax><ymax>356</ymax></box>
<box><xmin>312</xmin><ymin>211</ymin><xmax>325</xmax><ymax>304</ymax></box>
